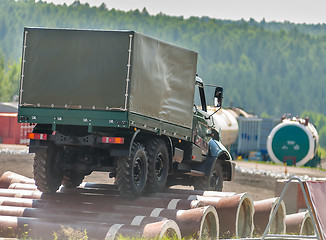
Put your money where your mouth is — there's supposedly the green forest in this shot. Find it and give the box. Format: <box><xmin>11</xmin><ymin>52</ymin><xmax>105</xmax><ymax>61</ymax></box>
<box><xmin>1</xmin><ymin>0</ymin><xmax>326</xmax><ymax>148</ymax></box>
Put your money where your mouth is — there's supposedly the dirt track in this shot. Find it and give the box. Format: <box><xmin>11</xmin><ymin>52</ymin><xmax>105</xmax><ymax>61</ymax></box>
<box><xmin>0</xmin><ymin>152</ymin><xmax>273</xmax><ymax>201</ymax></box>
<box><xmin>1</xmin><ymin>144</ymin><xmax>325</xmax><ymax>201</ymax></box>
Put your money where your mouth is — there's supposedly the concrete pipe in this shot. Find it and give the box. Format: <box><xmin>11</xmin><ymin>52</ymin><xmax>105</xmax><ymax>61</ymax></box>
<box><xmin>0</xmin><ymin>196</ymin><xmax>34</xmax><ymax>208</ymax></box>
<box><xmin>155</xmin><ymin>205</ymin><xmax>219</xmax><ymax>239</ymax></box>
<box><xmin>285</xmin><ymin>211</ymin><xmax>315</xmax><ymax>236</ymax></box>
<box><xmin>41</xmin><ymin>193</ymin><xmax>203</xmax><ymax>210</ymax></box>
<box><xmin>32</xmin><ymin>200</ymin><xmax>217</xmax><ymax>239</ymax></box>
<box><xmin>0</xmin><ymin>215</ymin><xmax>18</xmax><ymax>238</ymax></box>
<box><xmin>31</xmin><ymin>201</ymin><xmax>216</xmax><ymax>238</ymax></box>
<box><xmin>197</xmin><ymin>193</ymin><xmax>254</xmax><ymax>239</ymax></box>
<box><xmin>8</xmin><ymin>183</ymin><xmax>38</xmax><ymax>191</ymax></box>
<box><xmin>253</xmin><ymin>197</ymin><xmax>286</xmax><ymax>235</ymax></box>
<box><xmin>0</xmin><ymin>171</ymin><xmax>34</xmax><ymax>189</ymax></box>
<box><xmin>0</xmin><ymin>217</ymin><xmax>179</xmax><ymax>240</ymax></box>
<box><xmin>0</xmin><ymin>205</ymin><xmax>25</xmax><ymax>217</ymax></box>
<box><xmin>0</xmin><ymin>215</ymin><xmax>151</xmax><ymax>239</ymax></box>
<box><xmin>24</xmin><ymin>209</ymin><xmax>167</xmax><ymax>226</ymax></box>
<box><xmin>59</xmin><ymin>185</ymin><xmax>120</xmax><ymax>196</ymax></box>
<box><xmin>0</xmin><ymin>198</ymin><xmax>217</xmax><ymax>239</ymax></box>
<box><xmin>0</xmin><ymin>189</ymin><xmax>42</xmax><ymax>199</ymax></box>
<box><xmin>164</xmin><ymin>188</ymin><xmax>236</xmax><ymax>197</ymax></box>
<box><xmin>106</xmin><ymin>219</ymin><xmax>181</xmax><ymax>240</ymax></box>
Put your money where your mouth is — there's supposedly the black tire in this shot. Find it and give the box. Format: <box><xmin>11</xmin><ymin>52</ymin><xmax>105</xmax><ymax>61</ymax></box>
<box><xmin>33</xmin><ymin>146</ymin><xmax>63</xmax><ymax>193</ymax></box>
<box><xmin>116</xmin><ymin>142</ymin><xmax>148</xmax><ymax>197</ymax></box>
<box><xmin>62</xmin><ymin>171</ymin><xmax>85</xmax><ymax>188</ymax></box>
<box><xmin>193</xmin><ymin>160</ymin><xmax>223</xmax><ymax>191</ymax></box>
<box><xmin>145</xmin><ymin>139</ymin><xmax>169</xmax><ymax>192</ymax></box>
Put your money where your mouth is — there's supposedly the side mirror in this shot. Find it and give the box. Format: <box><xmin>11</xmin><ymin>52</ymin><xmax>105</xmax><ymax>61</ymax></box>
<box><xmin>214</xmin><ymin>86</ymin><xmax>223</xmax><ymax>107</ymax></box>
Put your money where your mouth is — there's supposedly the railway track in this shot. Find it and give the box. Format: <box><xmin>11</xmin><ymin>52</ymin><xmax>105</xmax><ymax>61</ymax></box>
<box><xmin>0</xmin><ymin>171</ymin><xmax>314</xmax><ymax>239</ymax></box>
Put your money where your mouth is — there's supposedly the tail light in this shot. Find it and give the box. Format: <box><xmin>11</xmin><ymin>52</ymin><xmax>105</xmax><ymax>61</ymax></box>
<box><xmin>102</xmin><ymin>137</ymin><xmax>124</xmax><ymax>144</ymax></box>
<box><xmin>27</xmin><ymin>133</ymin><xmax>48</xmax><ymax>140</ymax></box>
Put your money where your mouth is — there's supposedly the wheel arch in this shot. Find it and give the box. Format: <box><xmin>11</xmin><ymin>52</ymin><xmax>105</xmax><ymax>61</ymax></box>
<box><xmin>206</xmin><ymin>139</ymin><xmax>234</xmax><ymax>180</ymax></box>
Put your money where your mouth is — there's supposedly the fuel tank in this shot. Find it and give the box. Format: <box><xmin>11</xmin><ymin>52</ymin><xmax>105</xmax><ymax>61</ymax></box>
<box><xmin>266</xmin><ymin>117</ymin><xmax>318</xmax><ymax>166</ymax></box>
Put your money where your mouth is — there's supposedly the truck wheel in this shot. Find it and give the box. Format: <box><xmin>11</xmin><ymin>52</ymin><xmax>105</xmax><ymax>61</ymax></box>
<box><xmin>33</xmin><ymin>146</ymin><xmax>63</xmax><ymax>193</ymax></box>
<box><xmin>116</xmin><ymin>142</ymin><xmax>148</xmax><ymax>197</ymax></box>
<box><xmin>193</xmin><ymin>160</ymin><xmax>223</xmax><ymax>191</ymax></box>
<box><xmin>62</xmin><ymin>171</ymin><xmax>84</xmax><ymax>188</ymax></box>
<box><xmin>145</xmin><ymin>139</ymin><xmax>169</xmax><ymax>192</ymax></box>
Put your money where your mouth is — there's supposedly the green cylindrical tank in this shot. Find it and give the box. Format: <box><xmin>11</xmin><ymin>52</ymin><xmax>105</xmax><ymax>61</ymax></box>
<box><xmin>266</xmin><ymin>118</ymin><xmax>319</xmax><ymax>166</ymax></box>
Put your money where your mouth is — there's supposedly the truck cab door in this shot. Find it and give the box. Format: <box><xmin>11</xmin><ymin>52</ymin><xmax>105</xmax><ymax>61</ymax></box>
<box><xmin>193</xmin><ymin>110</ymin><xmax>211</xmax><ymax>156</ymax></box>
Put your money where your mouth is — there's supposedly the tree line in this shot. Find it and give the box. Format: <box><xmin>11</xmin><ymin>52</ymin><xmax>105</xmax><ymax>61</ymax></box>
<box><xmin>1</xmin><ymin>0</ymin><xmax>326</xmax><ymax>147</ymax></box>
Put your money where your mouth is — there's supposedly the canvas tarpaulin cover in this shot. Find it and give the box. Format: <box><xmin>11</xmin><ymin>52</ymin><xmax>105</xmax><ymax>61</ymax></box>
<box><xmin>20</xmin><ymin>28</ymin><xmax>197</xmax><ymax>129</ymax></box>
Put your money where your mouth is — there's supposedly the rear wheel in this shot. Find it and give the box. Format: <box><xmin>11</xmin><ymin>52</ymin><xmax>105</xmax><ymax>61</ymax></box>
<box><xmin>145</xmin><ymin>139</ymin><xmax>169</xmax><ymax>192</ymax></box>
<box><xmin>33</xmin><ymin>145</ymin><xmax>63</xmax><ymax>193</ymax></box>
<box><xmin>116</xmin><ymin>142</ymin><xmax>148</xmax><ymax>197</ymax></box>
<box><xmin>193</xmin><ymin>160</ymin><xmax>223</xmax><ymax>191</ymax></box>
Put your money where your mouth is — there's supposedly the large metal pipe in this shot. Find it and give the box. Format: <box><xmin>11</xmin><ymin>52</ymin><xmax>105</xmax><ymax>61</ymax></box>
<box><xmin>0</xmin><ymin>215</ymin><xmax>179</xmax><ymax>240</ymax></box>
<box><xmin>157</xmin><ymin>205</ymin><xmax>219</xmax><ymax>239</ymax></box>
<box><xmin>81</xmin><ymin>181</ymin><xmax>235</xmax><ymax>198</ymax></box>
<box><xmin>0</xmin><ymin>189</ymin><xmax>42</xmax><ymax>199</ymax></box>
<box><xmin>59</xmin><ymin>185</ymin><xmax>120</xmax><ymax>196</ymax></box>
<box><xmin>8</xmin><ymin>183</ymin><xmax>38</xmax><ymax>191</ymax></box>
<box><xmin>285</xmin><ymin>211</ymin><xmax>315</xmax><ymax>236</ymax></box>
<box><xmin>0</xmin><ymin>203</ymin><xmax>218</xmax><ymax>239</ymax></box>
<box><xmin>0</xmin><ymin>187</ymin><xmax>203</xmax><ymax>210</ymax></box>
<box><xmin>0</xmin><ymin>196</ymin><xmax>34</xmax><ymax>207</ymax></box>
<box><xmin>196</xmin><ymin>193</ymin><xmax>254</xmax><ymax>239</ymax></box>
<box><xmin>0</xmin><ymin>206</ymin><xmax>166</xmax><ymax>225</ymax></box>
<box><xmin>41</xmin><ymin>192</ymin><xmax>203</xmax><ymax>210</ymax></box>
<box><xmin>253</xmin><ymin>197</ymin><xmax>286</xmax><ymax>235</ymax></box>
<box><xmin>164</xmin><ymin>188</ymin><xmax>236</xmax><ymax>197</ymax></box>
<box><xmin>0</xmin><ymin>171</ymin><xmax>34</xmax><ymax>189</ymax></box>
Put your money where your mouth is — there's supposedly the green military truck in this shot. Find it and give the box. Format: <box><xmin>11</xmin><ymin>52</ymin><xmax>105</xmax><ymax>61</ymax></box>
<box><xmin>18</xmin><ymin>28</ymin><xmax>234</xmax><ymax>196</ymax></box>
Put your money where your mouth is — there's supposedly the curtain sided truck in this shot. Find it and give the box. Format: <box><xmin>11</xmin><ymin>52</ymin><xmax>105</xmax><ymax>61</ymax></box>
<box><xmin>18</xmin><ymin>28</ymin><xmax>235</xmax><ymax>196</ymax></box>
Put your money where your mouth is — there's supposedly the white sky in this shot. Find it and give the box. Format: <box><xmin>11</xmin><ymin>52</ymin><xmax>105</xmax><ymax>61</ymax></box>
<box><xmin>43</xmin><ymin>0</ymin><xmax>326</xmax><ymax>24</ymax></box>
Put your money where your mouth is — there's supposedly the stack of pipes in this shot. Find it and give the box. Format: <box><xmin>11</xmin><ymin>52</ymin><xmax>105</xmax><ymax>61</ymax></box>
<box><xmin>0</xmin><ymin>171</ymin><xmax>314</xmax><ymax>239</ymax></box>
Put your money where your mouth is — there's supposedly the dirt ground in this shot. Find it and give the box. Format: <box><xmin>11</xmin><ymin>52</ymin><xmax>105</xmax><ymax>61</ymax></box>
<box><xmin>1</xmin><ymin>144</ymin><xmax>325</xmax><ymax>201</ymax></box>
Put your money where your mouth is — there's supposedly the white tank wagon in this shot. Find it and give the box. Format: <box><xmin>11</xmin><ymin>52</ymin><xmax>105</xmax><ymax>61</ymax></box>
<box><xmin>207</xmin><ymin>107</ymin><xmax>239</xmax><ymax>148</ymax></box>
<box><xmin>266</xmin><ymin>117</ymin><xmax>319</xmax><ymax>166</ymax></box>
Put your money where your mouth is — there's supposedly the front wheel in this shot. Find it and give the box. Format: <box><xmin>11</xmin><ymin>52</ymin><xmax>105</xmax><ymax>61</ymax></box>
<box><xmin>33</xmin><ymin>145</ymin><xmax>63</xmax><ymax>193</ymax></box>
<box><xmin>116</xmin><ymin>142</ymin><xmax>148</xmax><ymax>197</ymax></box>
<box><xmin>193</xmin><ymin>160</ymin><xmax>224</xmax><ymax>191</ymax></box>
